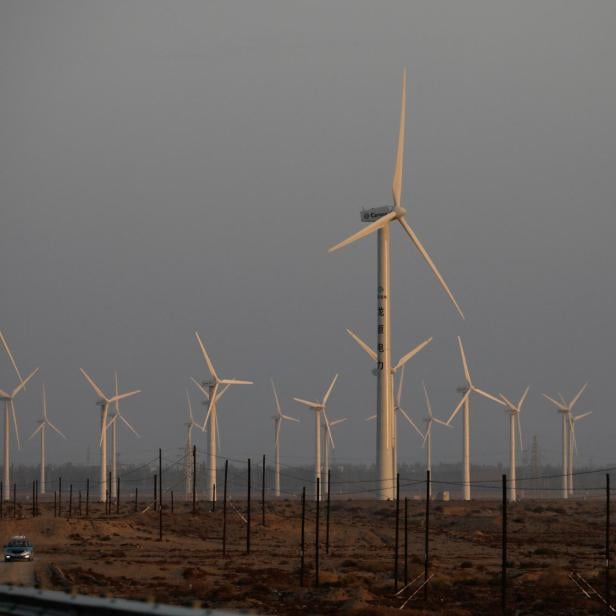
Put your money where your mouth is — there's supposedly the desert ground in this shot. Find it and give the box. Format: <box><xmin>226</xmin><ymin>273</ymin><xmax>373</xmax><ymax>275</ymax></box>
<box><xmin>0</xmin><ymin>497</ymin><xmax>610</xmax><ymax>615</ymax></box>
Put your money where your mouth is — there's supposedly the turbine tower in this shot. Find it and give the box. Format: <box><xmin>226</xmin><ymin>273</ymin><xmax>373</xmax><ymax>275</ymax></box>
<box><xmin>108</xmin><ymin>372</ymin><xmax>140</xmax><ymax>499</ymax></box>
<box><xmin>498</xmin><ymin>387</ymin><xmax>529</xmax><ymax>502</ymax></box>
<box><xmin>322</xmin><ymin>415</ymin><xmax>347</xmax><ymax>495</ymax></box>
<box><xmin>567</xmin><ymin>403</ymin><xmax>592</xmax><ymax>496</ymax></box>
<box><xmin>543</xmin><ymin>384</ymin><xmax>588</xmax><ymax>499</ymax></box>
<box><xmin>421</xmin><ymin>381</ymin><xmax>451</xmax><ymax>497</ymax></box>
<box><xmin>271</xmin><ymin>380</ymin><xmax>299</xmax><ymax>497</ymax></box>
<box><xmin>80</xmin><ymin>369</ymin><xmax>140</xmax><ymax>502</ymax></box>
<box><xmin>29</xmin><ymin>384</ymin><xmax>66</xmax><ymax>495</ymax></box>
<box><xmin>192</xmin><ymin>331</ymin><xmax>253</xmax><ymax>504</ymax></box>
<box><xmin>293</xmin><ymin>374</ymin><xmax>338</xmax><ymax>500</ymax></box>
<box><xmin>346</xmin><ymin>328</ymin><xmax>431</xmax><ymax>480</ymax></box>
<box><xmin>183</xmin><ymin>390</ymin><xmax>203</xmax><ymax>498</ymax></box>
<box><xmin>446</xmin><ymin>337</ymin><xmax>503</xmax><ymax>501</ymax></box>
<box><xmin>329</xmin><ymin>71</ymin><xmax>463</xmax><ymax>499</ymax></box>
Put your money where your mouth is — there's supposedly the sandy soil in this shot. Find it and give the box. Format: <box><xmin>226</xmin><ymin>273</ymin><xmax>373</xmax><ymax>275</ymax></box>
<box><xmin>0</xmin><ymin>498</ymin><xmax>610</xmax><ymax>614</ymax></box>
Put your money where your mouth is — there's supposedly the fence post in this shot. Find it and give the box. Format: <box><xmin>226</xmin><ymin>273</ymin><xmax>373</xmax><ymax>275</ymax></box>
<box><xmin>502</xmin><ymin>473</ymin><xmax>507</xmax><ymax>614</ymax></box>
<box><xmin>261</xmin><ymin>454</ymin><xmax>266</xmax><ymax>527</ymax></box>
<box><xmin>606</xmin><ymin>473</ymin><xmax>611</xmax><ymax>615</ymax></box>
<box><xmin>404</xmin><ymin>496</ymin><xmax>408</xmax><ymax>586</ymax></box>
<box><xmin>223</xmin><ymin>460</ymin><xmax>228</xmax><ymax>556</ymax></box>
<box><xmin>300</xmin><ymin>486</ymin><xmax>306</xmax><ymax>587</ymax></box>
<box><xmin>192</xmin><ymin>445</ymin><xmax>196</xmax><ymax>515</ymax></box>
<box><xmin>212</xmin><ymin>484</ymin><xmax>216</xmax><ymax>512</ymax></box>
<box><xmin>246</xmin><ymin>458</ymin><xmax>251</xmax><ymax>554</ymax></box>
<box><xmin>85</xmin><ymin>479</ymin><xmax>89</xmax><ymax>518</ymax></box>
<box><xmin>424</xmin><ymin>469</ymin><xmax>430</xmax><ymax>600</ymax></box>
<box><xmin>394</xmin><ymin>472</ymin><xmax>400</xmax><ymax>592</ymax></box>
<box><xmin>68</xmin><ymin>484</ymin><xmax>72</xmax><ymax>519</ymax></box>
<box><xmin>116</xmin><ymin>477</ymin><xmax>120</xmax><ymax>514</ymax></box>
<box><xmin>315</xmin><ymin>476</ymin><xmax>320</xmax><ymax>587</ymax></box>
<box><xmin>159</xmin><ymin>448</ymin><xmax>163</xmax><ymax>541</ymax></box>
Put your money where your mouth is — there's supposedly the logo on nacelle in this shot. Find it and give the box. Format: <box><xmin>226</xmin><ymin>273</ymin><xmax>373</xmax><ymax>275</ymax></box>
<box><xmin>360</xmin><ymin>206</ymin><xmax>394</xmax><ymax>223</ymax></box>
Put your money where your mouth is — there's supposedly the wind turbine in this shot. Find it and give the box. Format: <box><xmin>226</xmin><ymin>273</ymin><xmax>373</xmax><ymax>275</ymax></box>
<box><xmin>108</xmin><ymin>372</ymin><xmax>140</xmax><ymax>500</ymax></box>
<box><xmin>183</xmin><ymin>390</ymin><xmax>203</xmax><ymax>498</ymax></box>
<box><xmin>192</xmin><ymin>331</ymin><xmax>253</xmax><ymax>504</ymax></box>
<box><xmin>567</xmin><ymin>405</ymin><xmax>592</xmax><ymax>497</ymax></box>
<box><xmin>322</xmin><ymin>415</ymin><xmax>347</xmax><ymax>496</ymax></box>
<box><xmin>543</xmin><ymin>384</ymin><xmax>589</xmax><ymax>498</ymax></box>
<box><xmin>294</xmin><ymin>374</ymin><xmax>338</xmax><ymax>500</ymax></box>
<box><xmin>329</xmin><ymin>70</ymin><xmax>463</xmax><ymax>499</ymax></box>
<box><xmin>29</xmin><ymin>384</ymin><xmax>66</xmax><ymax>495</ymax></box>
<box><xmin>271</xmin><ymin>380</ymin><xmax>299</xmax><ymax>497</ymax></box>
<box><xmin>80</xmin><ymin>369</ymin><xmax>140</xmax><ymax>502</ymax></box>
<box><xmin>346</xmin><ymin>328</ymin><xmax>430</xmax><ymax>481</ymax></box>
<box><xmin>421</xmin><ymin>382</ymin><xmax>451</xmax><ymax>497</ymax></box>
<box><xmin>498</xmin><ymin>387</ymin><xmax>529</xmax><ymax>503</ymax></box>
<box><xmin>446</xmin><ymin>337</ymin><xmax>503</xmax><ymax>501</ymax></box>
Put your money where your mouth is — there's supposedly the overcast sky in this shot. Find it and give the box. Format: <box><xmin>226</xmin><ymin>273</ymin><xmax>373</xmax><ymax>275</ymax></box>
<box><xmin>1</xmin><ymin>1</ymin><xmax>615</xmax><ymax>470</ymax></box>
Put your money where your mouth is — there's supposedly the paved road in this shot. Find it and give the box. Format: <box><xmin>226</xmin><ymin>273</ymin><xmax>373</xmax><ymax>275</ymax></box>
<box><xmin>0</xmin><ymin>562</ymin><xmax>34</xmax><ymax>586</ymax></box>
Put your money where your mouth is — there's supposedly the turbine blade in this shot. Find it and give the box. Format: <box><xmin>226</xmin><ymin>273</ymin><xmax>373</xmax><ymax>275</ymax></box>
<box><xmin>365</xmin><ymin>415</ymin><xmax>377</xmax><ymax>421</ymax></box>
<box><xmin>220</xmin><ymin>379</ymin><xmax>253</xmax><ymax>385</ymax></box>
<box><xmin>393</xmin><ymin>336</ymin><xmax>432</xmax><ymax>373</ymax></box>
<box><xmin>457</xmin><ymin>337</ymin><xmax>472</xmax><ymax>385</ymax></box>
<box><xmin>114</xmin><ymin>371</ymin><xmax>120</xmax><ymax>414</ymax></box>
<box><xmin>569</xmin><ymin>417</ymin><xmax>578</xmax><ymax>455</ymax></box>
<box><xmin>328</xmin><ymin>211</ymin><xmax>397</xmax><ymax>253</ymax></box>
<box><xmin>346</xmin><ymin>329</ymin><xmax>377</xmax><ymax>362</ymax></box>
<box><xmin>28</xmin><ymin>424</ymin><xmax>44</xmax><ymax>440</ymax></box>
<box><xmin>271</xmin><ymin>379</ymin><xmax>282</xmax><ymax>415</ymax></box>
<box><xmin>119</xmin><ymin>414</ymin><xmax>140</xmax><ymax>438</ymax></box>
<box><xmin>10</xmin><ymin>401</ymin><xmax>20</xmax><ymax>450</ymax></box>
<box><xmin>473</xmin><ymin>387</ymin><xmax>505</xmax><ymax>406</ymax></box>
<box><xmin>186</xmin><ymin>389</ymin><xmax>194</xmax><ymax>422</ymax></box>
<box><xmin>543</xmin><ymin>393</ymin><xmax>563</xmax><ymax>408</ymax></box>
<box><xmin>574</xmin><ymin>411</ymin><xmax>592</xmax><ymax>422</ymax></box>
<box><xmin>422</xmin><ymin>381</ymin><xmax>433</xmax><ymax>417</ymax></box>
<box><xmin>11</xmin><ymin>368</ymin><xmax>39</xmax><ymax>398</ymax></box>
<box><xmin>202</xmin><ymin>383</ymin><xmax>219</xmax><ymax>431</ymax></box>
<box><xmin>0</xmin><ymin>331</ymin><xmax>23</xmax><ymax>383</ymax></box>
<box><xmin>569</xmin><ymin>382</ymin><xmax>588</xmax><ymax>410</ymax></box>
<box><xmin>216</xmin><ymin>383</ymin><xmax>232</xmax><ymax>403</ymax></box>
<box><xmin>323</xmin><ymin>412</ymin><xmax>335</xmax><ymax>449</ymax></box>
<box><xmin>330</xmin><ymin>417</ymin><xmax>348</xmax><ymax>427</ymax></box>
<box><xmin>275</xmin><ymin>420</ymin><xmax>281</xmax><ymax>449</ymax></box>
<box><xmin>0</xmin><ymin>389</ymin><xmax>9</xmax><ymax>398</ymax></box>
<box><xmin>398</xmin><ymin>407</ymin><xmax>424</xmax><ymax>439</ymax></box>
<box><xmin>42</xmin><ymin>383</ymin><xmax>48</xmax><ymax>419</ymax></box>
<box><xmin>517</xmin><ymin>412</ymin><xmax>524</xmax><ymax>452</ymax></box>
<box><xmin>391</xmin><ymin>68</ymin><xmax>406</xmax><ymax>208</ymax></box>
<box><xmin>396</xmin><ymin>365</ymin><xmax>405</xmax><ymax>408</ymax></box>
<box><xmin>293</xmin><ymin>397</ymin><xmax>321</xmax><ymax>410</ymax></box>
<box><xmin>398</xmin><ymin>217</ymin><xmax>464</xmax><ymax>319</ymax></box>
<box><xmin>282</xmin><ymin>414</ymin><xmax>300</xmax><ymax>423</ymax></box>
<box><xmin>80</xmin><ymin>368</ymin><xmax>108</xmax><ymax>401</ymax></box>
<box><xmin>517</xmin><ymin>386</ymin><xmax>530</xmax><ymax>411</ymax></box>
<box><xmin>46</xmin><ymin>420</ymin><xmax>67</xmax><ymax>439</ymax></box>
<box><xmin>191</xmin><ymin>377</ymin><xmax>210</xmax><ymax>400</ymax></box>
<box><xmin>421</xmin><ymin>424</ymin><xmax>431</xmax><ymax>447</ymax></box>
<box><xmin>433</xmin><ymin>417</ymin><xmax>452</xmax><ymax>428</ymax></box>
<box><xmin>498</xmin><ymin>393</ymin><xmax>516</xmax><ymax>410</ymax></box>
<box><xmin>447</xmin><ymin>391</ymin><xmax>470</xmax><ymax>425</ymax></box>
<box><xmin>322</xmin><ymin>374</ymin><xmax>339</xmax><ymax>405</ymax></box>
<box><xmin>110</xmin><ymin>389</ymin><xmax>141</xmax><ymax>403</ymax></box>
<box><xmin>195</xmin><ymin>331</ymin><xmax>219</xmax><ymax>382</ymax></box>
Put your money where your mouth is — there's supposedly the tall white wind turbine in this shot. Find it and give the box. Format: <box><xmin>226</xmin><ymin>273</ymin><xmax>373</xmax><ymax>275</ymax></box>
<box><xmin>271</xmin><ymin>380</ymin><xmax>299</xmax><ymax>497</ymax></box>
<box><xmin>329</xmin><ymin>71</ymin><xmax>463</xmax><ymax>499</ymax></box>
<box><xmin>108</xmin><ymin>372</ymin><xmax>140</xmax><ymax>499</ymax></box>
<box><xmin>29</xmin><ymin>384</ymin><xmax>66</xmax><ymax>495</ymax></box>
<box><xmin>192</xmin><ymin>331</ymin><xmax>253</xmax><ymax>503</ymax></box>
<box><xmin>543</xmin><ymin>384</ymin><xmax>589</xmax><ymax>498</ymax></box>
<box><xmin>80</xmin><ymin>369</ymin><xmax>140</xmax><ymax>502</ymax></box>
<box><xmin>446</xmin><ymin>337</ymin><xmax>503</xmax><ymax>501</ymax></box>
<box><xmin>498</xmin><ymin>387</ymin><xmax>529</xmax><ymax>503</ymax></box>
<box><xmin>346</xmin><ymin>328</ymin><xmax>430</xmax><ymax>481</ymax></box>
<box><xmin>294</xmin><ymin>374</ymin><xmax>338</xmax><ymax>500</ymax></box>
<box><xmin>322</xmin><ymin>415</ymin><xmax>347</xmax><ymax>495</ymax></box>
<box><xmin>421</xmin><ymin>382</ymin><xmax>451</xmax><ymax>497</ymax></box>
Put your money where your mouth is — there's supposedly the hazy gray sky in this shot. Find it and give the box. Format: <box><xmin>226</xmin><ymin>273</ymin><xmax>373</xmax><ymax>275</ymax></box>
<box><xmin>1</xmin><ymin>1</ymin><xmax>615</xmax><ymax>469</ymax></box>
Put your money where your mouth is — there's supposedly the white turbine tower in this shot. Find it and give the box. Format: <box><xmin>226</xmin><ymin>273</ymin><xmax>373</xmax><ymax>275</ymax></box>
<box><xmin>567</xmin><ymin>404</ymin><xmax>592</xmax><ymax>497</ymax></box>
<box><xmin>421</xmin><ymin>382</ymin><xmax>451</xmax><ymax>497</ymax></box>
<box><xmin>29</xmin><ymin>384</ymin><xmax>66</xmax><ymax>495</ymax></box>
<box><xmin>183</xmin><ymin>390</ymin><xmax>203</xmax><ymax>498</ymax></box>
<box><xmin>498</xmin><ymin>387</ymin><xmax>529</xmax><ymax>503</ymax></box>
<box><xmin>108</xmin><ymin>372</ymin><xmax>140</xmax><ymax>499</ymax></box>
<box><xmin>271</xmin><ymin>380</ymin><xmax>299</xmax><ymax>497</ymax></box>
<box><xmin>446</xmin><ymin>337</ymin><xmax>503</xmax><ymax>501</ymax></box>
<box><xmin>543</xmin><ymin>384</ymin><xmax>589</xmax><ymax>498</ymax></box>
<box><xmin>80</xmin><ymin>369</ymin><xmax>140</xmax><ymax>502</ymax></box>
<box><xmin>322</xmin><ymin>415</ymin><xmax>347</xmax><ymax>495</ymax></box>
<box><xmin>293</xmin><ymin>374</ymin><xmax>338</xmax><ymax>500</ymax></box>
<box><xmin>192</xmin><ymin>331</ymin><xmax>253</xmax><ymax>504</ymax></box>
<box><xmin>329</xmin><ymin>71</ymin><xmax>463</xmax><ymax>499</ymax></box>
<box><xmin>346</xmin><ymin>328</ymin><xmax>431</xmax><ymax>480</ymax></box>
